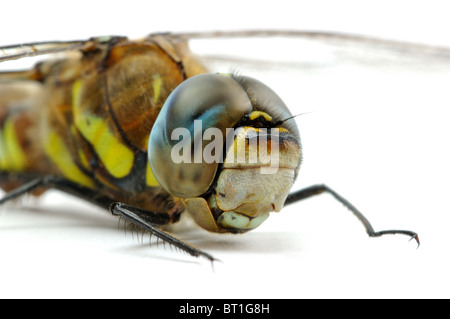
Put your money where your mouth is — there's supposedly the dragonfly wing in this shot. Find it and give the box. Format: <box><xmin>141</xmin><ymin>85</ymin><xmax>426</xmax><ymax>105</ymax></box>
<box><xmin>185</xmin><ymin>30</ymin><xmax>450</xmax><ymax>113</ymax></box>
<box><xmin>187</xmin><ymin>30</ymin><xmax>450</xmax><ymax>73</ymax></box>
<box><xmin>0</xmin><ymin>40</ymin><xmax>89</xmax><ymax>63</ymax></box>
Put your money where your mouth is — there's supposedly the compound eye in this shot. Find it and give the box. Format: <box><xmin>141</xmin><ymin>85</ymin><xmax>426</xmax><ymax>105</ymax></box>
<box><xmin>232</xmin><ymin>75</ymin><xmax>300</xmax><ymax>144</ymax></box>
<box><xmin>148</xmin><ymin>73</ymin><xmax>252</xmax><ymax>198</ymax></box>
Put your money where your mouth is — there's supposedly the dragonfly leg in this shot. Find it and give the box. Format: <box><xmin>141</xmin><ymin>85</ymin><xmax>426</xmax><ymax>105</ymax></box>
<box><xmin>285</xmin><ymin>184</ymin><xmax>420</xmax><ymax>246</ymax></box>
<box><xmin>110</xmin><ymin>202</ymin><xmax>217</xmax><ymax>263</ymax></box>
<box><xmin>0</xmin><ymin>177</ymin><xmax>46</xmax><ymax>204</ymax></box>
<box><xmin>0</xmin><ymin>174</ymin><xmax>216</xmax><ymax>262</ymax></box>
<box><xmin>0</xmin><ymin>175</ymin><xmax>112</xmax><ymax>207</ymax></box>
<box><xmin>0</xmin><ymin>175</ymin><xmax>178</xmax><ymax>228</ymax></box>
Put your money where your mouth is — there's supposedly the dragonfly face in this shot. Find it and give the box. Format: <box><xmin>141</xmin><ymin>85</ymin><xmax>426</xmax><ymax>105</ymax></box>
<box><xmin>148</xmin><ymin>73</ymin><xmax>301</xmax><ymax>233</ymax></box>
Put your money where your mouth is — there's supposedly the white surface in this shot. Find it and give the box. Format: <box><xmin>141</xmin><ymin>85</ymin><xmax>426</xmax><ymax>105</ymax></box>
<box><xmin>0</xmin><ymin>0</ymin><xmax>449</xmax><ymax>299</ymax></box>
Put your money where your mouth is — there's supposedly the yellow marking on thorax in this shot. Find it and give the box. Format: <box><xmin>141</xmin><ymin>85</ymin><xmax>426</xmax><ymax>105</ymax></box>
<box><xmin>44</xmin><ymin>131</ymin><xmax>94</xmax><ymax>188</ymax></box>
<box><xmin>152</xmin><ymin>74</ymin><xmax>163</xmax><ymax>104</ymax></box>
<box><xmin>72</xmin><ymin>79</ymin><xmax>135</xmax><ymax>179</ymax></box>
<box><xmin>0</xmin><ymin>118</ymin><xmax>27</xmax><ymax>171</ymax></box>
<box><xmin>70</xmin><ymin>124</ymin><xmax>91</xmax><ymax>170</ymax></box>
<box><xmin>145</xmin><ymin>161</ymin><xmax>159</xmax><ymax>187</ymax></box>
<box><xmin>77</xmin><ymin>149</ymin><xmax>90</xmax><ymax>170</ymax></box>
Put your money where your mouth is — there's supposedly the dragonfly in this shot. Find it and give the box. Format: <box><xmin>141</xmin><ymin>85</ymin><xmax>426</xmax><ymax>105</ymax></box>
<box><xmin>0</xmin><ymin>30</ymin><xmax>431</xmax><ymax>262</ymax></box>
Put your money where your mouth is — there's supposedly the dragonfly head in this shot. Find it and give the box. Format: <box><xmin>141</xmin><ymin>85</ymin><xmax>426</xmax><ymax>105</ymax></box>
<box><xmin>148</xmin><ymin>73</ymin><xmax>301</xmax><ymax>233</ymax></box>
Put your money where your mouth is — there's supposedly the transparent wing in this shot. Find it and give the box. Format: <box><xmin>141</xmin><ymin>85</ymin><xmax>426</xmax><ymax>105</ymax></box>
<box><xmin>3</xmin><ymin>30</ymin><xmax>450</xmax><ymax>71</ymax></box>
<box><xmin>5</xmin><ymin>30</ymin><xmax>449</xmax><ymax>63</ymax></box>
<box><xmin>0</xmin><ymin>40</ymin><xmax>87</xmax><ymax>63</ymax></box>
<box><xmin>3</xmin><ymin>30</ymin><xmax>450</xmax><ymax>114</ymax></box>
<box><xmin>178</xmin><ymin>30</ymin><xmax>450</xmax><ymax>113</ymax></box>
<box><xmin>181</xmin><ymin>30</ymin><xmax>450</xmax><ymax>74</ymax></box>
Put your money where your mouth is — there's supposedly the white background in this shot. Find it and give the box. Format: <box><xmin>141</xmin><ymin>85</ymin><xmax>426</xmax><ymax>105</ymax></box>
<box><xmin>0</xmin><ymin>0</ymin><xmax>449</xmax><ymax>299</ymax></box>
